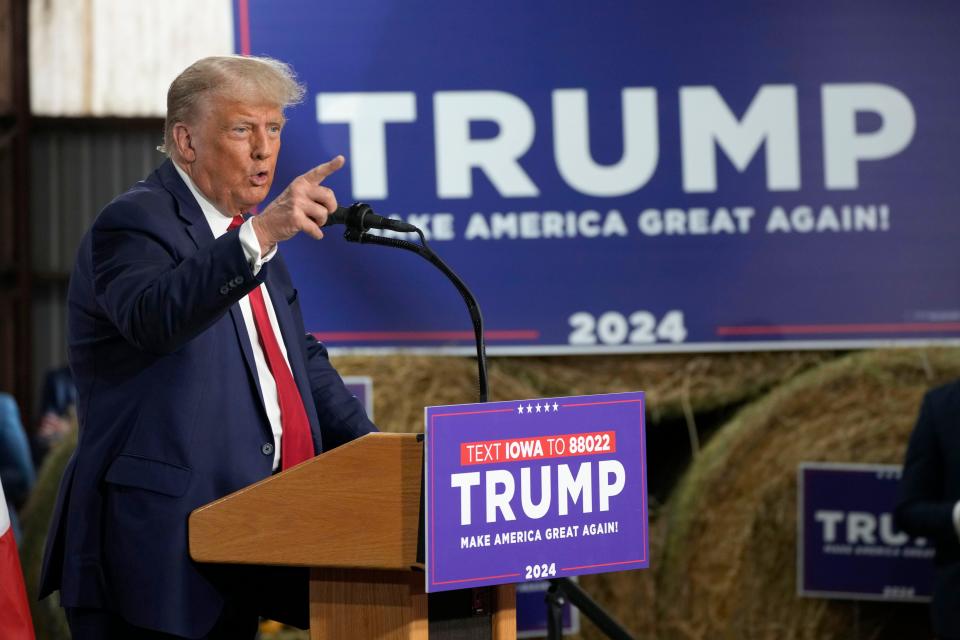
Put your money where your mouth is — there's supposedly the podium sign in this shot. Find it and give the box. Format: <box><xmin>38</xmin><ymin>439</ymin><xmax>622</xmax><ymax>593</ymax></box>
<box><xmin>424</xmin><ymin>392</ymin><xmax>648</xmax><ymax>593</ymax></box>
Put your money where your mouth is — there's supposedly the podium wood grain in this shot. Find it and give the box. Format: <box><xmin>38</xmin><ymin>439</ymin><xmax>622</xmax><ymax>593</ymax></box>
<box><xmin>493</xmin><ymin>584</ymin><xmax>516</xmax><ymax>639</ymax></box>
<box><xmin>310</xmin><ymin>568</ymin><xmax>427</xmax><ymax>640</ymax></box>
<box><xmin>190</xmin><ymin>433</ymin><xmax>422</xmax><ymax>569</ymax></box>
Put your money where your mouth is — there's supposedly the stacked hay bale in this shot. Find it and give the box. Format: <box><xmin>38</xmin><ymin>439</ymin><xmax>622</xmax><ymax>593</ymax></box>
<box><xmin>489</xmin><ymin>352</ymin><xmax>835</xmax><ymax>424</ymax></box>
<box><xmin>656</xmin><ymin>348</ymin><xmax>959</xmax><ymax>640</ymax></box>
<box><xmin>331</xmin><ymin>351</ymin><xmax>836</xmax><ymax>432</ymax></box>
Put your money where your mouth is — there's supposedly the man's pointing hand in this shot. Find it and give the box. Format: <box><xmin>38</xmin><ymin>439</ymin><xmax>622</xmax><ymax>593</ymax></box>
<box><xmin>251</xmin><ymin>155</ymin><xmax>345</xmax><ymax>254</ymax></box>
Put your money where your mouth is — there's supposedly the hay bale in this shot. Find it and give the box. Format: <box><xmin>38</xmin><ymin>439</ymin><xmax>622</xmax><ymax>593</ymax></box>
<box><xmin>492</xmin><ymin>352</ymin><xmax>838</xmax><ymax>423</ymax></box>
<box><xmin>657</xmin><ymin>348</ymin><xmax>959</xmax><ymax>640</ymax></box>
<box><xmin>330</xmin><ymin>355</ymin><xmax>541</xmax><ymax>433</ymax></box>
<box><xmin>332</xmin><ymin>351</ymin><xmax>837</xmax><ymax>430</ymax></box>
<box><xmin>20</xmin><ymin>426</ymin><xmax>77</xmax><ymax>640</ymax></box>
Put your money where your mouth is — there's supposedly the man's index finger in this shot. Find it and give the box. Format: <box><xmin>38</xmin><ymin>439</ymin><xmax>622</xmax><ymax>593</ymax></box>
<box><xmin>305</xmin><ymin>155</ymin><xmax>346</xmax><ymax>184</ymax></box>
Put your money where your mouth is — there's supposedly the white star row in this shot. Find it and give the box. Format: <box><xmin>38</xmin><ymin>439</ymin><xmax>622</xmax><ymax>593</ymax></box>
<box><xmin>517</xmin><ymin>402</ymin><xmax>559</xmax><ymax>414</ymax></box>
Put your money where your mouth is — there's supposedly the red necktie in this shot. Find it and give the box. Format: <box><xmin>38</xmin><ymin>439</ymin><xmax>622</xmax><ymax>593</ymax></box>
<box><xmin>229</xmin><ymin>215</ymin><xmax>315</xmax><ymax>469</ymax></box>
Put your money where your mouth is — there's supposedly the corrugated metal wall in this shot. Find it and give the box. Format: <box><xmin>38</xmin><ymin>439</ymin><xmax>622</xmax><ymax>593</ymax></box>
<box><xmin>30</xmin><ymin>0</ymin><xmax>233</xmax><ymax>116</ymax></box>
<box><xmin>29</xmin><ymin>120</ymin><xmax>163</xmax><ymax>411</ymax></box>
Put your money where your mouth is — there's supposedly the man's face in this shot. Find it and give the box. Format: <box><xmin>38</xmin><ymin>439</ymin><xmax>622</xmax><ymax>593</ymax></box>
<box><xmin>185</xmin><ymin>93</ymin><xmax>284</xmax><ymax>215</ymax></box>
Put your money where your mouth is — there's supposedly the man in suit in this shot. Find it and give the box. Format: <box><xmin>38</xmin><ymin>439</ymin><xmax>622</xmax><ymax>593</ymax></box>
<box><xmin>896</xmin><ymin>380</ymin><xmax>960</xmax><ymax>639</ymax></box>
<box><xmin>39</xmin><ymin>55</ymin><xmax>377</xmax><ymax>639</ymax></box>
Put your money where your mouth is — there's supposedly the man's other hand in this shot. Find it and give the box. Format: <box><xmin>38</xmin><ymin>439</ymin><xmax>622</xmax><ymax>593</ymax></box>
<box><xmin>251</xmin><ymin>155</ymin><xmax>345</xmax><ymax>254</ymax></box>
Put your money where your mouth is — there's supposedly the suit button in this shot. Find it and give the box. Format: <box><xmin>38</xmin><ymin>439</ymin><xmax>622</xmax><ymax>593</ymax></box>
<box><xmin>261</xmin><ymin>442</ymin><xmax>274</xmax><ymax>456</ymax></box>
<box><xmin>220</xmin><ymin>285</ymin><xmax>229</xmax><ymax>295</ymax></box>
<box><xmin>233</xmin><ymin>276</ymin><xmax>244</xmax><ymax>285</ymax></box>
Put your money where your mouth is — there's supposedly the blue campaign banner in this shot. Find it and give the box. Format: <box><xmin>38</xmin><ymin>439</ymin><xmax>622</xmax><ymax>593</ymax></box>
<box><xmin>235</xmin><ymin>1</ymin><xmax>960</xmax><ymax>353</ymax></box>
<box><xmin>424</xmin><ymin>392</ymin><xmax>648</xmax><ymax>593</ymax></box>
<box><xmin>797</xmin><ymin>462</ymin><xmax>934</xmax><ymax>601</ymax></box>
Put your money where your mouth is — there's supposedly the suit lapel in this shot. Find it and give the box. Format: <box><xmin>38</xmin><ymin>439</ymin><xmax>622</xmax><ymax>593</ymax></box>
<box><xmin>229</xmin><ymin>305</ymin><xmax>271</xmax><ymax>425</ymax></box>
<box><xmin>157</xmin><ymin>159</ymin><xmax>271</xmax><ymax>427</ymax></box>
<box><xmin>156</xmin><ymin>160</ymin><xmax>212</xmax><ymax>250</ymax></box>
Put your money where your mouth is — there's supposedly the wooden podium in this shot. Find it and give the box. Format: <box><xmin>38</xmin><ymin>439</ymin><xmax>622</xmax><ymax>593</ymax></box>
<box><xmin>189</xmin><ymin>433</ymin><xmax>516</xmax><ymax>639</ymax></box>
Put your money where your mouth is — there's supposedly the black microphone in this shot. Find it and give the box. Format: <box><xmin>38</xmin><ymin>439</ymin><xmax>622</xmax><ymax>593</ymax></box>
<box><xmin>325</xmin><ymin>202</ymin><xmax>417</xmax><ymax>233</ymax></box>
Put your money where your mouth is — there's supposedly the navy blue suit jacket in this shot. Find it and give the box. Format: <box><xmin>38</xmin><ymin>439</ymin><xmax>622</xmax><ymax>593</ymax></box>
<box><xmin>39</xmin><ymin>159</ymin><xmax>377</xmax><ymax>638</ymax></box>
<box><xmin>895</xmin><ymin>380</ymin><xmax>960</xmax><ymax>637</ymax></box>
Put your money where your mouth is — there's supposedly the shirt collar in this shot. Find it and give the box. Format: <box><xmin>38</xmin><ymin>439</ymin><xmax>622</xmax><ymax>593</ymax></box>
<box><xmin>172</xmin><ymin>161</ymin><xmax>236</xmax><ymax>239</ymax></box>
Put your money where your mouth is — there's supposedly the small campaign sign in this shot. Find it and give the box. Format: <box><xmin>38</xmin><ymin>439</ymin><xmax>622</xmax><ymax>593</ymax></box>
<box><xmin>424</xmin><ymin>391</ymin><xmax>648</xmax><ymax>593</ymax></box>
<box><xmin>798</xmin><ymin>462</ymin><xmax>935</xmax><ymax>601</ymax></box>
<box><xmin>342</xmin><ymin>376</ymin><xmax>374</xmax><ymax>420</ymax></box>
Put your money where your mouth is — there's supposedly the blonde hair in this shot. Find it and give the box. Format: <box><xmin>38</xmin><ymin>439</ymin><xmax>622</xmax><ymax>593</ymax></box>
<box><xmin>158</xmin><ymin>55</ymin><xmax>305</xmax><ymax>155</ymax></box>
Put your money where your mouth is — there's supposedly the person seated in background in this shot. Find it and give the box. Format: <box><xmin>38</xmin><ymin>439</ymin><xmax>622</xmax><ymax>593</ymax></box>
<box><xmin>0</xmin><ymin>392</ymin><xmax>36</xmax><ymax>545</ymax></box>
<box><xmin>32</xmin><ymin>365</ymin><xmax>77</xmax><ymax>466</ymax></box>
<box><xmin>39</xmin><ymin>55</ymin><xmax>377</xmax><ymax>640</ymax></box>
<box><xmin>895</xmin><ymin>381</ymin><xmax>960</xmax><ymax>640</ymax></box>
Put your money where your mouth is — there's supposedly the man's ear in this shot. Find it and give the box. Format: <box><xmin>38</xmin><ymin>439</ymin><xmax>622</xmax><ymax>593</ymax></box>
<box><xmin>172</xmin><ymin>123</ymin><xmax>196</xmax><ymax>163</ymax></box>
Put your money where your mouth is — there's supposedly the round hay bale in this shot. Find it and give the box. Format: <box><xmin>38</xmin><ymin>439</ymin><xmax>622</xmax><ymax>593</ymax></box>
<box><xmin>491</xmin><ymin>352</ymin><xmax>837</xmax><ymax>424</ymax></box>
<box><xmin>657</xmin><ymin>348</ymin><xmax>959</xmax><ymax>640</ymax></box>
<box><xmin>20</xmin><ymin>425</ymin><xmax>78</xmax><ymax>640</ymax></box>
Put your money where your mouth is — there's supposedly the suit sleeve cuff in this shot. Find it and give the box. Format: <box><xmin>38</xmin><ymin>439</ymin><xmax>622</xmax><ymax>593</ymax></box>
<box><xmin>239</xmin><ymin>219</ymin><xmax>277</xmax><ymax>275</ymax></box>
<box><xmin>953</xmin><ymin>500</ymin><xmax>960</xmax><ymax>542</ymax></box>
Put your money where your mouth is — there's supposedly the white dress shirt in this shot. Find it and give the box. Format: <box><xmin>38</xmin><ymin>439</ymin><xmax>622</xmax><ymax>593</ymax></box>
<box><xmin>174</xmin><ymin>163</ymin><xmax>289</xmax><ymax>470</ymax></box>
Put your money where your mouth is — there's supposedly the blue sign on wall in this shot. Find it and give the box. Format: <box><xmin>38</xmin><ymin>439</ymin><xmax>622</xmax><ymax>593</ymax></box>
<box><xmin>235</xmin><ymin>1</ymin><xmax>960</xmax><ymax>353</ymax></box>
<box><xmin>342</xmin><ymin>376</ymin><xmax>374</xmax><ymax>420</ymax></box>
<box><xmin>798</xmin><ymin>462</ymin><xmax>934</xmax><ymax>601</ymax></box>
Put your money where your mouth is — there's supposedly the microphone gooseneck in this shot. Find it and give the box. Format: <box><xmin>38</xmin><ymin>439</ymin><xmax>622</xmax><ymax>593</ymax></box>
<box><xmin>333</xmin><ymin>204</ymin><xmax>489</xmax><ymax>403</ymax></box>
<box><xmin>325</xmin><ymin>203</ymin><xmax>417</xmax><ymax>233</ymax></box>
